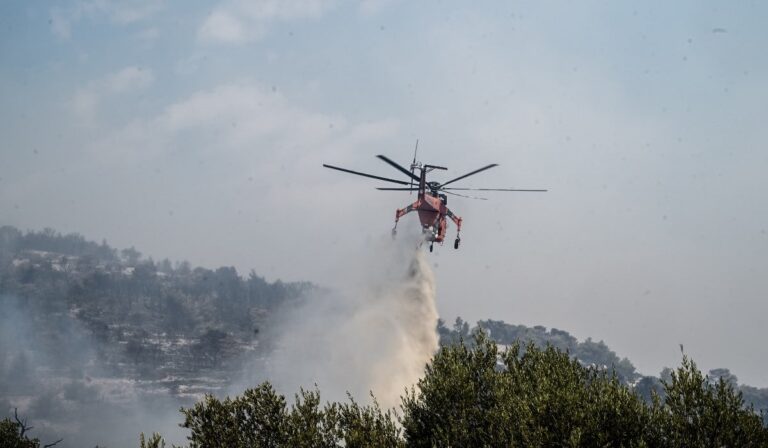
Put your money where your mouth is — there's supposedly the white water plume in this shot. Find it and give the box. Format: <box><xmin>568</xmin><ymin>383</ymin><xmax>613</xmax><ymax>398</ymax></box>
<box><xmin>240</xmin><ymin>235</ymin><xmax>439</xmax><ymax>408</ymax></box>
<box><xmin>369</xmin><ymin>250</ymin><xmax>439</xmax><ymax>405</ymax></box>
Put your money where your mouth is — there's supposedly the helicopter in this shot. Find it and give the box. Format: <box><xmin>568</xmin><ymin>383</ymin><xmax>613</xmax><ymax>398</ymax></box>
<box><xmin>322</xmin><ymin>141</ymin><xmax>547</xmax><ymax>252</ymax></box>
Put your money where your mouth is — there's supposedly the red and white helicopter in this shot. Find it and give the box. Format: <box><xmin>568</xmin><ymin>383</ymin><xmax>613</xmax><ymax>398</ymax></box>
<box><xmin>323</xmin><ymin>142</ymin><xmax>546</xmax><ymax>252</ymax></box>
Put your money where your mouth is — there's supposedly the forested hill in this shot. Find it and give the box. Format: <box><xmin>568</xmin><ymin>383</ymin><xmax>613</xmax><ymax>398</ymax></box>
<box><xmin>1</xmin><ymin>225</ymin><xmax>765</xmax><ymax>421</ymax></box>
<box><xmin>0</xmin><ymin>225</ymin><xmax>311</xmax><ymax>382</ymax></box>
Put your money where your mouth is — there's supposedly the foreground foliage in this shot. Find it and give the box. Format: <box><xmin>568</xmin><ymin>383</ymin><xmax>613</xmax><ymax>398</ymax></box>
<box><xmin>403</xmin><ymin>332</ymin><xmax>767</xmax><ymax>447</ymax></box>
<box><xmin>142</xmin><ymin>331</ymin><xmax>768</xmax><ymax>447</ymax></box>
<box><xmin>180</xmin><ymin>384</ymin><xmax>401</xmax><ymax>448</ymax></box>
<box><xmin>0</xmin><ymin>410</ymin><xmax>61</xmax><ymax>448</ymax></box>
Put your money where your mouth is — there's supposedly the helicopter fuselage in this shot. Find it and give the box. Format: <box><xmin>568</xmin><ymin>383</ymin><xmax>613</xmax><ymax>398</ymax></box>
<box><xmin>394</xmin><ymin>165</ymin><xmax>461</xmax><ymax>244</ymax></box>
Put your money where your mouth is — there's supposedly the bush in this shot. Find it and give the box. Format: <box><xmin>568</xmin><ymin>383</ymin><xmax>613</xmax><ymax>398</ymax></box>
<box><xmin>143</xmin><ymin>332</ymin><xmax>768</xmax><ymax>447</ymax></box>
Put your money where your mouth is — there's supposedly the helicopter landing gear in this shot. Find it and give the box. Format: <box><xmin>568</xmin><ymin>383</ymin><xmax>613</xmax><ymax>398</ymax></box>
<box><xmin>429</xmin><ymin>243</ymin><xmax>434</xmax><ymax>253</ymax></box>
<box><xmin>454</xmin><ymin>238</ymin><xmax>460</xmax><ymax>249</ymax></box>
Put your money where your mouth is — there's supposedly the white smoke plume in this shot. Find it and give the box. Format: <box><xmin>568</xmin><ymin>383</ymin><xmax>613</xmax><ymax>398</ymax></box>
<box><xmin>0</xmin><ymin>295</ymin><xmax>188</xmax><ymax>448</ymax></box>
<box><xmin>369</xmin><ymin>250</ymin><xmax>439</xmax><ymax>405</ymax></box>
<box><xmin>238</xmin><ymin>234</ymin><xmax>439</xmax><ymax>408</ymax></box>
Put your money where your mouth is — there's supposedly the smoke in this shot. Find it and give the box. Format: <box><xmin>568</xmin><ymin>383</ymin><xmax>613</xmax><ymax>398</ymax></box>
<box><xmin>0</xmin><ymin>294</ymin><xmax>188</xmax><ymax>448</ymax></box>
<box><xmin>0</xmin><ymin>231</ymin><xmax>440</xmax><ymax>446</ymax></box>
<box><xmin>237</xmin><ymin>233</ymin><xmax>439</xmax><ymax>408</ymax></box>
<box><xmin>369</xmin><ymin>250</ymin><xmax>439</xmax><ymax>404</ymax></box>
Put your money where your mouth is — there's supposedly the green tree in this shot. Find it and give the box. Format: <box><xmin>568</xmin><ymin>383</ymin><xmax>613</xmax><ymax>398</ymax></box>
<box><xmin>0</xmin><ymin>410</ymin><xmax>61</xmax><ymax>448</ymax></box>
<box><xmin>139</xmin><ymin>433</ymin><xmax>165</xmax><ymax>448</ymax></box>
<box><xmin>176</xmin><ymin>382</ymin><xmax>400</xmax><ymax>448</ymax></box>
<box><xmin>335</xmin><ymin>395</ymin><xmax>403</xmax><ymax>448</ymax></box>
<box><xmin>182</xmin><ymin>383</ymin><xmax>287</xmax><ymax>448</ymax></box>
<box><xmin>655</xmin><ymin>355</ymin><xmax>768</xmax><ymax>447</ymax></box>
<box><xmin>401</xmin><ymin>330</ymin><xmax>651</xmax><ymax>447</ymax></box>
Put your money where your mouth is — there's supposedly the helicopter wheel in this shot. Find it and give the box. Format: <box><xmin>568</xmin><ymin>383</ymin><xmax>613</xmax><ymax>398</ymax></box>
<box><xmin>429</xmin><ymin>243</ymin><xmax>434</xmax><ymax>253</ymax></box>
<box><xmin>454</xmin><ymin>238</ymin><xmax>460</xmax><ymax>250</ymax></box>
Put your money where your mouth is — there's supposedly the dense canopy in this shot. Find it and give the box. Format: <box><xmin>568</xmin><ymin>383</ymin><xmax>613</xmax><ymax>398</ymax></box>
<box><xmin>139</xmin><ymin>332</ymin><xmax>768</xmax><ymax>447</ymax></box>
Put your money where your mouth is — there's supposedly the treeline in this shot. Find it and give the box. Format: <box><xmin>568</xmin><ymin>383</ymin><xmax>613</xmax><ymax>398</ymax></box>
<box><xmin>0</xmin><ymin>225</ymin><xmax>312</xmax><ymax>372</ymax></box>
<box><xmin>133</xmin><ymin>331</ymin><xmax>768</xmax><ymax>447</ymax></box>
<box><xmin>439</xmin><ymin>317</ymin><xmax>638</xmax><ymax>382</ymax></box>
<box><xmin>0</xmin><ymin>226</ymin><xmax>118</xmax><ymax>264</ymax></box>
<box><xmin>439</xmin><ymin>317</ymin><xmax>768</xmax><ymax>421</ymax></box>
<box><xmin>0</xmin><ymin>225</ymin><xmax>311</xmax><ymax>317</ymax></box>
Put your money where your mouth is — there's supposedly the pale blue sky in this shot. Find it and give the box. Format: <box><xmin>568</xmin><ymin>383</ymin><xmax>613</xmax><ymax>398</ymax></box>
<box><xmin>2</xmin><ymin>1</ymin><xmax>767</xmax><ymax>385</ymax></box>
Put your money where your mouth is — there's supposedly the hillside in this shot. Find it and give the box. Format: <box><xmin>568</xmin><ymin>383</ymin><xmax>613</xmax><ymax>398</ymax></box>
<box><xmin>0</xmin><ymin>226</ymin><xmax>316</xmax><ymax>445</ymax></box>
<box><xmin>0</xmin><ymin>225</ymin><xmax>765</xmax><ymax>445</ymax></box>
<box><xmin>0</xmin><ymin>226</ymin><xmax>312</xmax><ymax>374</ymax></box>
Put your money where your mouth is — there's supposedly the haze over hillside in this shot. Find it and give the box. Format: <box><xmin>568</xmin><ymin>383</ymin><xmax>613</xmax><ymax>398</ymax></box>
<box><xmin>0</xmin><ymin>225</ymin><xmax>310</xmax><ymax>446</ymax></box>
<box><xmin>1</xmin><ymin>226</ymin><xmax>766</xmax><ymax>446</ymax></box>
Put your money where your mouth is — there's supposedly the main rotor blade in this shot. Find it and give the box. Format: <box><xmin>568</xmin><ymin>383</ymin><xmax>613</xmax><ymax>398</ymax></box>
<box><xmin>376</xmin><ymin>187</ymin><xmax>419</xmax><ymax>191</ymax></box>
<box><xmin>376</xmin><ymin>155</ymin><xmax>420</xmax><ymax>182</ymax></box>
<box><xmin>323</xmin><ymin>164</ymin><xmax>410</xmax><ymax>185</ymax></box>
<box><xmin>444</xmin><ymin>187</ymin><xmax>548</xmax><ymax>192</ymax></box>
<box><xmin>439</xmin><ymin>164</ymin><xmax>499</xmax><ymax>188</ymax></box>
<box><xmin>443</xmin><ymin>191</ymin><xmax>487</xmax><ymax>200</ymax></box>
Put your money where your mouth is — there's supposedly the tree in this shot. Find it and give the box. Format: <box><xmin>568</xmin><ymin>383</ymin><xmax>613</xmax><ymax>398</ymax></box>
<box><xmin>193</xmin><ymin>328</ymin><xmax>231</xmax><ymax>367</ymax></box>
<box><xmin>139</xmin><ymin>433</ymin><xmax>165</xmax><ymax>448</ymax></box>
<box><xmin>401</xmin><ymin>330</ymin><xmax>651</xmax><ymax>447</ymax></box>
<box><xmin>635</xmin><ymin>375</ymin><xmax>665</xmax><ymax>403</ymax></box>
<box><xmin>157</xmin><ymin>258</ymin><xmax>173</xmax><ymax>275</ymax></box>
<box><xmin>0</xmin><ymin>409</ymin><xmax>61</xmax><ymax>448</ymax></box>
<box><xmin>175</xmin><ymin>260</ymin><xmax>191</xmax><ymax>275</ymax></box>
<box><xmin>709</xmin><ymin>367</ymin><xmax>739</xmax><ymax>387</ymax></box>
<box><xmin>121</xmin><ymin>246</ymin><xmax>142</xmax><ymax>265</ymax></box>
<box><xmin>656</xmin><ymin>355</ymin><xmax>768</xmax><ymax>447</ymax></box>
<box><xmin>182</xmin><ymin>384</ymin><xmax>288</xmax><ymax>448</ymax></box>
<box><xmin>174</xmin><ymin>383</ymin><xmax>400</xmax><ymax>448</ymax></box>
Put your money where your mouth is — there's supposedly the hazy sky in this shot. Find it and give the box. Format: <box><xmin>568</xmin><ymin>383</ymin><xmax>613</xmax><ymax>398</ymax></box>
<box><xmin>2</xmin><ymin>1</ymin><xmax>767</xmax><ymax>386</ymax></box>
